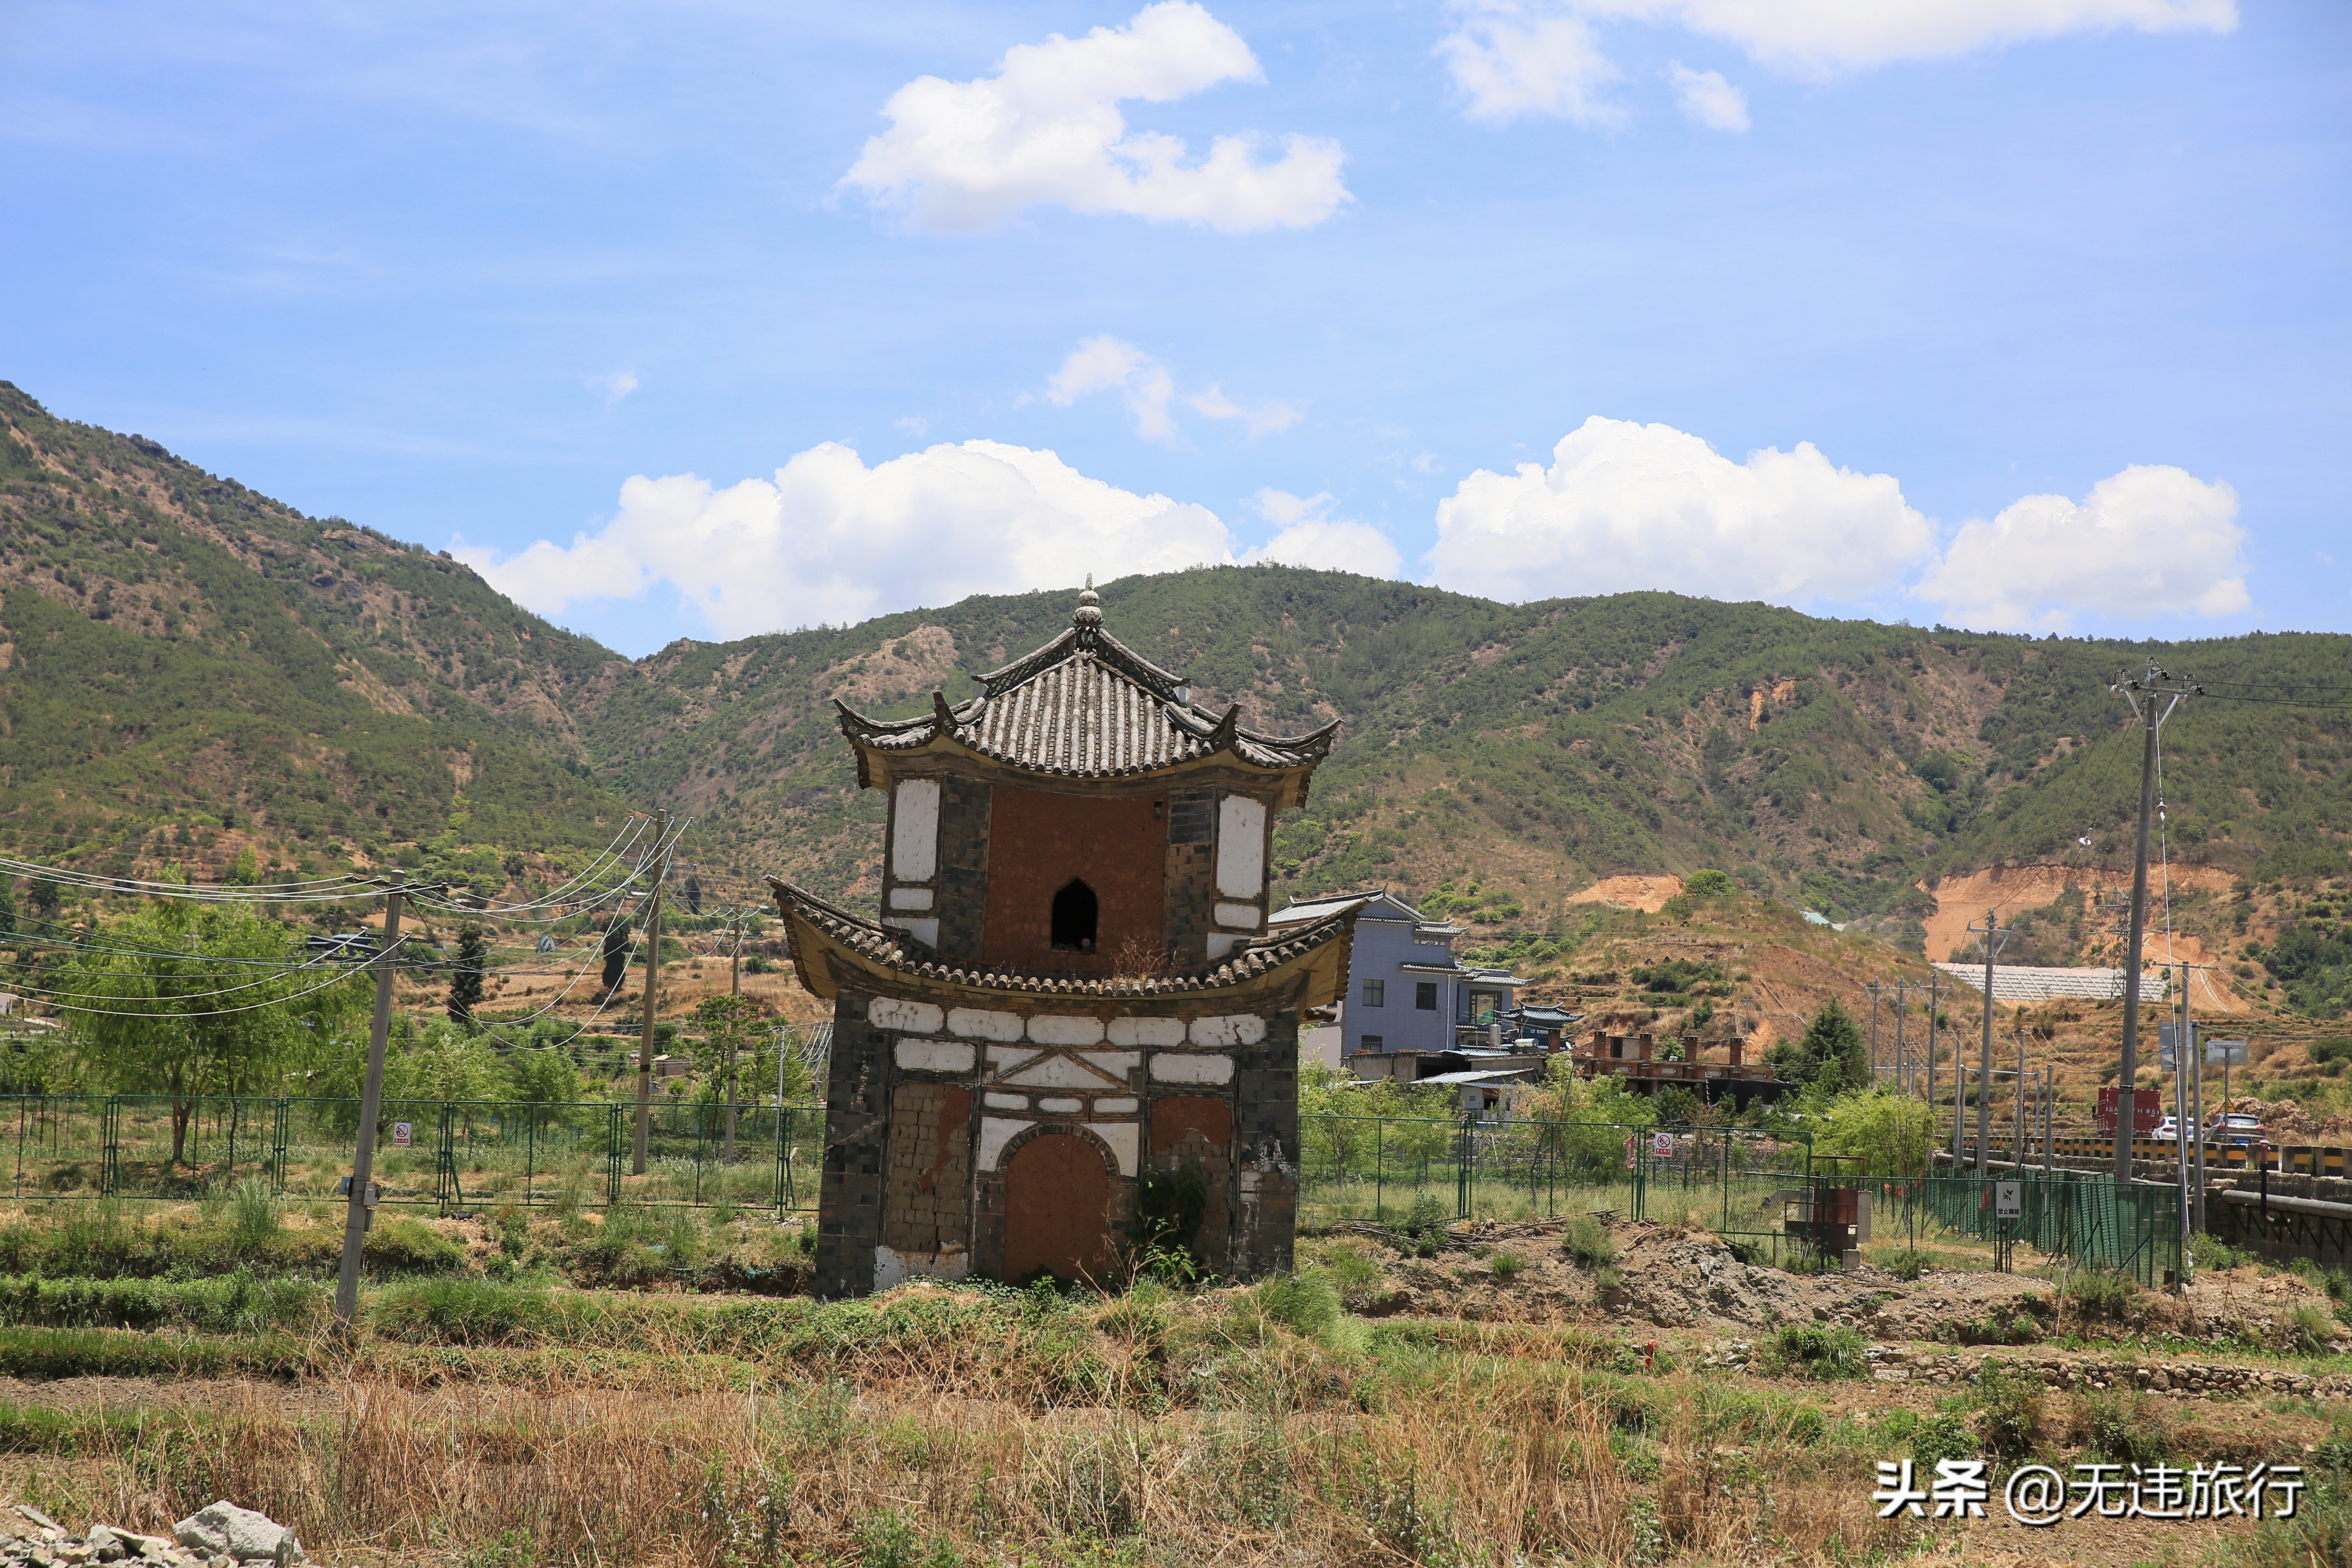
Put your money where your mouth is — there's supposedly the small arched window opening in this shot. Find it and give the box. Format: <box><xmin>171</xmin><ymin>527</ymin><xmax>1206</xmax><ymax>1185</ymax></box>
<box><xmin>1050</xmin><ymin>878</ymin><xmax>1099</xmax><ymax>953</ymax></box>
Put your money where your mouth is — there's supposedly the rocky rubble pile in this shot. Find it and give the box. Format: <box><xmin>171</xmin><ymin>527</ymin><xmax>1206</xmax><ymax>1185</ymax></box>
<box><xmin>5</xmin><ymin>1504</ymin><xmax>303</xmax><ymax>1568</ymax></box>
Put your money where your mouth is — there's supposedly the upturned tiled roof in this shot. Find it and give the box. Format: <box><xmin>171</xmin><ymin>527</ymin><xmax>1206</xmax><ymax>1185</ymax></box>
<box><xmin>835</xmin><ymin>582</ymin><xmax>1338</xmax><ymax>781</ymax></box>
<box><xmin>770</xmin><ymin>879</ymin><xmax>1362</xmax><ymax>1000</ymax></box>
<box><xmin>1932</xmin><ymin>963</ymin><xmax>2171</xmax><ymax>1003</ymax></box>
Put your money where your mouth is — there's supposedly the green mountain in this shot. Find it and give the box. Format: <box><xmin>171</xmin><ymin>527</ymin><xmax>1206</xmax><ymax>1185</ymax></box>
<box><xmin>4</xmin><ymin>382</ymin><xmax>2348</xmax><ymax>998</ymax></box>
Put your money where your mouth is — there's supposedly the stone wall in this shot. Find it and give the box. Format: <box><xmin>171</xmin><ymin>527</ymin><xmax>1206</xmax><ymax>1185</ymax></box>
<box><xmin>814</xmin><ymin>987</ymin><xmax>890</xmax><ymax>1298</ymax></box>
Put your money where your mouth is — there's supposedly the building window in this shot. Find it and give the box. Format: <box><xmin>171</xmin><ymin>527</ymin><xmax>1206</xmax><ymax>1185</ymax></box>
<box><xmin>1360</xmin><ymin>1034</ymin><xmax>1384</xmax><ymax>1052</ymax></box>
<box><xmin>1049</xmin><ymin>878</ymin><xmax>1098</xmax><ymax>952</ymax></box>
<box><xmin>1415</xmin><ymin>982</ymin><xmax>1437</xmax><ymax>1011</ymax></box>
<box><xmin>1361</xmin><ymin>978</ymin><xmax>1385</xmax><ymax>1007</ymax></box>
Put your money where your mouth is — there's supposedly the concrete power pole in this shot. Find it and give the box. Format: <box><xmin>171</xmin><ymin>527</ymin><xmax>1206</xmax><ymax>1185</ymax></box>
<box><xmin>633</xmin><ymin>810</ymin><xmax>673</xmax><ymax>1178</ymax></box>
<box><xmin>1966</xmin><ymin>909</ymin><xmax>2014</xmax><ymax>1171</ymax></box>
<box><xmin>724</xmin><ymin>904</ymin><xmax>742</xmax><ymax>1164</ymax></box>
<box><xmin>2109</xmin><ymin>662</ymin><xmax>2198</xmax><ymax>1185</ymax></box>
<box><xmin>336</xmin><ymin>877</ymin><xmax>408</xmax><ymax>1324</ymax></box>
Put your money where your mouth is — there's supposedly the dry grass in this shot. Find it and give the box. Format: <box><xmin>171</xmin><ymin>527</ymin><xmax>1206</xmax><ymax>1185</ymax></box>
<box><xmin>6</xmin><ymin>1363</ymin><xmax>1912</xmax><ymax>1568</ymax></box>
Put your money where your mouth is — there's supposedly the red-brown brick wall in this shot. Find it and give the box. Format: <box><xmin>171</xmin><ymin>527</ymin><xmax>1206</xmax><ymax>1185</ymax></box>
<box><xmin>981</xmin><ymin>786</ymin><xmax>1167</xmax><ymax>973</ymax></box>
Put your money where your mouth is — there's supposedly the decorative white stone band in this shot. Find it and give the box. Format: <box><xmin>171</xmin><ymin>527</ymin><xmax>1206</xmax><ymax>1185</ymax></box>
<box><xmin>977</xmin><ymin>1116</ymin><xmax>1024</xmax><ymax>1171</ymax></box>
<box><xmin>1214</xmin><ymin>902</ymin><xmax>1261</xmax><ymax>929</ymax></box>
<box><xmin>894</xmin><ymin>1038</ymin><xmax>975</xmax><ymax>1074</ymax></box>
<box><xmin>881</xmin><ymin>915</ymin><xmax>939</xmax><ymax>948</ymax></box>
<box><xmin>1038</xmin><ymin>1097</ymin><xmax>1083</xmax><ymax>1113</ymax></box>
<box><xmin>949</xmin><ymin>1007</ymin><xmax>1025</xmax><ymax>1041</ymax></box>
<box><xmin>869</xmin><ymin>997</ymin><xmax>945</xmax><ymax>1034</ymax></box>
<box><xmin>1216</xmin><ymin>794</ymin><xmax>1267</xmax><ymax>899</ymax></box>
<box><xmin>1095</xmin><ymin>1097</ymin><xmax>1138</xmax><ymax>1114</ymax></box>
<box><xmin>1028</xmin><ymin>1013</ymin><xmax>1105</xmax><ymax>1046</ymax></box>
<box><xmin>891</xmin><ymin>778</ymin><xmax>941</xmax><ymax>882</ymax></box>
<box><xmin>999</xmin><ymin>1050</ymin><xmax>1138</xmax><ymax>1089</ymax></box>
<box><xmin>889</xmin><ymin>886</ymin><xmax>934</xmax><ymax>911</ymax></box>
<box><xmin>1093</xmin><ymin>1121</ymin><xmax>1139</xmax><ymax>1175</ymax></box>
<box><xmin>984</xmin><ymin>1092</ymin><xmax>1027</xmax><ymax>1110</ymax></box>
<box><xmin>1191</xmin><ymin>1014</ymin><xmax>1267</xmax><ymax>1047</ymax></box>
<box><xmin>874</xmin><ymin>1243</ymin><xmax>967</xmax><ymax>1289</ymax></box>
<box><xmin>1204</xmin><ymin>933</ymin><xmax>1240</xmax><ymax>961</ymax></box>
<box><xmin>1107</xmin><ymin>1016</ymin><xmax>1185</xmax><ymax>1047</ymax></box>
<box><xmin>1150</xmin><ymin>1052</ymin><xmax>1236</xmax><ymax>1085</ymax></box>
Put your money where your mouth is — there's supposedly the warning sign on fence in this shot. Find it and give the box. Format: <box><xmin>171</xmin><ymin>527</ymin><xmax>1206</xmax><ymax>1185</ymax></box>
<box><xmin>1996</xmin><ymin>1180</ymin><xmax>2021</xmax><ymax>1219</ymax></box>
<box><xmin>1653</xmin><ymin>1130</ymin><xmax>1674</xmax><ymax>1158</ymax></box>
<box><xmin>392</xmin><ymin>1121</ymin><xmax>412</xmax><ymax>1147</ymax></box>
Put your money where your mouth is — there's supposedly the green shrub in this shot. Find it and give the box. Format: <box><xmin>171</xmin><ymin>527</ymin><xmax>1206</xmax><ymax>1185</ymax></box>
<box><xmin>0</xmin><ymin>1325</ymin><xmax>295</xmax><ymax>1380</ymax></box>
<box><xmin>2088</xmin><ymin>1391</ymin><xmax>2168</xmax><ymax>1467</ymax></box>
<box><xmin>1321</xmin><ymin>1244</ymin><xmax>1388</xmax><ymax>1312</ymax></box>
<box><xmin>1910</xmin><ymin>1410</ymin><xmax>1973</xmax><ymax>1475</ymax></box>
<box><xmin>1404</xmin><ymin>1193</ymin><xmax>1450</xmax><ymax>1253</ymax></box>
<box><xmin>1254</xmin><ymin>1270</ymin><xmax>1341</xmax><ymax>1340</ymax></box>
<box><xmin>2287</xmin><ymin>1303</ymin><xmax>2338</xmax><ymax>1352</ymax></box>
<box><xmin>229</xmin><ymin>1181</ymin><xmax>281</xmax><ymax>1251</ymax></box>
<box><xmin>2189</xmin><ymin>1233</ymin><xmax>2251</xmax><ymax>1272</ymax></box>
<box><xmin>1972</xmin><ymin>1361</ymin><xmax>2043</xmax><ymax>1461</ymax></box>
<box><xmin>1490</xmin><ymin>1250</ymin><xmax>1525</xmax><ymax>1281</ymax></box>
<box><xmin>1880</xmin><ymin>1250</ymin><xmax>1929</xmax><ymax>1282</ymax></box>
<box><xmin>2063</xmin><ymin>1268</ymin><xmax>2138</xmax><ymax>1323</ymax></box>
<box><xmin>370</xmin><ymin>1278</ymin><xmax>565</xmax><ymax>1346</ymax></box>
<box><xmin>363</xmin><ymin>1216</ymin><xmax>468</xmax><ymax>1276</ymax></box>
<box><xmin>1562</xmin><ymin>1216</ymin><xmax>1618</xmax><ymax>1267</ymax></box>
<box><xmin>0</xmin><ymin>1271</ymin><xmax>321</xmax><ymax>1334</ymax></box>
<box><xmin>1769</xmin><ymin>1323</ymin><xmax>1866</xmax><ymax>1380</ymax></box>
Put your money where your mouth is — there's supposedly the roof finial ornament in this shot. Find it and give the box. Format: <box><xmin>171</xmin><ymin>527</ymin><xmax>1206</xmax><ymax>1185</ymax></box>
<box><xmin>1073</xmin><ymin>573</ymin><xmax>1104</xmax><ymax>630</ymax></box>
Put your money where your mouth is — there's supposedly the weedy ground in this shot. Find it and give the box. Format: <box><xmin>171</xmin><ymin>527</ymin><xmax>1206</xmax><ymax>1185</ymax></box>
<box><xmin>0</xmin><ymin>1200</ymin><xmax>2346</xmax><ymax>1568</ymax></box>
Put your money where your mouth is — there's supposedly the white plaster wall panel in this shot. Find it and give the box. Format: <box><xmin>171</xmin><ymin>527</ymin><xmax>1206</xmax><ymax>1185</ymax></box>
<box><xmin>1028</xmin><ymin>1014</ymin><xmax>1106</xmax><ymax>1046</ymax></box>
<box><xmin>951</xmin><ymin>1008</ymin><xmax>1027</xmax><ymax>1041</ymax></box>
<box><xmin>868</xmin><ymin>998</ymin><xmax>944</xmax><ymax>1034</ymax></box>
<box><xmin>1214</xmin><ymin>902</ymin><xmax>1261</xmax><ymax>929</ymax></box>
<box><xmin>1079</xmin><ymin>1050</ymin><xmax>1140</xmax><ymax>1078</ymax></box>
<box><xmin>891</xmin><ymin>778</ymin><xmax>942</xmax><ymax>882</ymax></box>
<box><xmin>1107</xmin><ymin>1017</ymin><xmax>1185</xmax><ymax>1048</ymax></box>
<box><xmin>889</xmin><ymin>887</ymin><xmax>934</xmax><ymax>911</ymax></box>
<box><xmin>984</xmin><ymin>1093</ymin><xmax>1029</xmax><ymax>1110</ymax></box>
<box><xmin>874</xmin><ymin>1244</ymin><xmax>969</xmax><ymax>1288</ymax></box>
<box><xmin>978</xmin><ymin>1116</ymin><xmax>1028</xmax><ymax>1170</ymax></box>
<box><xmin>1038</xmin><ymin>1097</ymin><xmax>1084</xmax><ymax>1113</ymax></box>
<box><xmin>1205</xmin><ymin>933</ymin><xmax>1240</xmax><ymax>961</ymax></box>
<box><xmin>1095</xmin><ymin>1098</ymin><xmax>1139</xmax><ymax>1114</ymax></box>
<box><xmin>986</xmin><ymin>1045</ymin><xmax>1043</xmax><ymax>1073</ymax></box>
<box><xmin>1091</xmin><ymin>1120</ymin><xmax>1140</xmax><ymax>1176</ymax></box>
<box><xmin>1150</xmin><ymin>1052</ymin><xmax>1236</xmax><ymax>1085</ymax></box>
<box><xmin>1189</xmin><ymin>1014</ymin><xmax>1267</xmax><ymax>1047</ymax></box>
<box><xmin>1004</xmin><ymin>1056</ymin><xmax>1116</xmax><ymax>1089</ymax></box>
<box><xmin>882</xmin><ymin>915</ymin><xmax>940</xmax><ymax>949</ymax></box>
<box><xmin>894</xmin><ymin>1039</ymin><xmax>975</xmax><ymax>1074</ymax></box>
<box><xmin>1216</xmin><ymin>795</ymin><xmax>1268</xmax><ymax>898</ymax></box>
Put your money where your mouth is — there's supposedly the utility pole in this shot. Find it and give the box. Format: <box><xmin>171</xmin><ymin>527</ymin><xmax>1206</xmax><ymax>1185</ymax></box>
<box><xmin>2014</xmin><ymin>1025</ymin><xmax>2028</xmax><ymax>1165</ymax></box>
<box><xmin>1967</xmin><ymin>909</ymin><xmax>2015</xmax><ymax>1172</ymax></box>
<box><xmin>2110</xmin><ymin>661</ymin><xmax>2198</xmax><ymax>1185</ymax></box>
<box><xmin>2042</xmin><ymin>1066</ymin><xmax>2054</xmax><ymax>1177</ymax></box>
<box><xmin>2185</xmin><ymin>963</ymin><xmax>2205</xmax><ymax>1236</ymax></box>
<box><xmin>1868</xmin><ymin>984</ymin><xmax>1880</xmax><ymax>1085</ymax></box>
<box><xmin>724</xmin><ymin>905</ymin><xmax>742</xmax><ymax>1164</ymax></box>
<box><xmin>634</xmin><ymin>811</ymin><xmax>673</xmax><ymax>1178</ymax></box>
<box><xmin>1927</xmin><ymin>971</ymin><xmax>1941</xmax><ymax>1105</ymax></box>
<box><xmin>1892</xmin><ymin>985</ymin><xmax>1906</xmax><ymax>1094</ymax></box>
<box><xmin>336</xmin><ymin>876</ymin><xmax>408</xmax><ymax>1324</ymax></box>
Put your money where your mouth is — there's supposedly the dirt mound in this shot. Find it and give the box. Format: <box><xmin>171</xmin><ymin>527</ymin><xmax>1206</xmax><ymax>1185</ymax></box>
<box><xmin>1564</xmin><ymin>875</ymin><xmax>1684</xmax><ymax>913</ymax></box>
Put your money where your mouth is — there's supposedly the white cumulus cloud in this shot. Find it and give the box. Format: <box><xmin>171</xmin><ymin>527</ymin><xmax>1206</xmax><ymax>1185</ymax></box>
<box><xmin>1240</xmin><ymin>489</ymin><xmax>1403</xmax><ymax>578</ymax></box>
<box><xmin>1912</xmin><ymin>465</ymin><xmax>2247</xmax><ymax>630</ymax></box>
<box><xmin>1666</xmin><ymin>62</ymin><xmax>1748</xmax><ymax>131</ymax></box>
<box><xmin>453</xmin><ymin>441</ymin><xmax>1234</xmax><ymax>639</ymax></box>
<box><xmin>840</xmin><ymin>1</ymin><xmax>1348</xmax><ymax>234</ymax></box>
<box><xmin>1426</xmin><ymin>416</ymin><xmax>1933</xmax><ymax>606</ymax></box>
<box><xmin>1437</xmin><ymin>1</ymin><xmax>1623</xmax><ymax>125</ymax></box>
<box><xmin>1042</xmin><ymin>336</ymin><xmax>1298</xmax><ymax>445</ymax></box>
<box><xmin>1439</xmin><ymin>0</ymin><xmax>2232</xmax><ymax>125</ymax></box>
<box><xmin>1587</xmin><ymin>0</ymin><xmax>2236</xmax><ymax>75</ymax></box>
<box><xmin>586</xmin><ymin>369</ymin><xmax>638</xmax><ymax>404</ymax></box>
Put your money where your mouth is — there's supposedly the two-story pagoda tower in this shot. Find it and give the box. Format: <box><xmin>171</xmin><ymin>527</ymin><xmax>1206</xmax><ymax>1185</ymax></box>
<box><xmin>770</xmin><ymin>580</ymin><xmax>1356</xmax><ymax>1296</ymax></box>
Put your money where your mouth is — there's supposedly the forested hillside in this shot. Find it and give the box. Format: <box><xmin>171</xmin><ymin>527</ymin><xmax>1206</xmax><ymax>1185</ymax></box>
<box><xmin>3</xmin><ymin>382</ymin><xmax>2348</xmax><ymax>1011</ymax></box>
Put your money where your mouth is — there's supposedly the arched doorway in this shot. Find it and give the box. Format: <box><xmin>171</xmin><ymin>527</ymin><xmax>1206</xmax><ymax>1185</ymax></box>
<box><xmin>1050</xmin><ymin>878</ymin><xmax>1098</xmax><ymax>952</ymax></box>
<box><xmin>1002</xmin><ymin>1131</ymin><xmax>1113</xmax><ymax>1283</ymax></box>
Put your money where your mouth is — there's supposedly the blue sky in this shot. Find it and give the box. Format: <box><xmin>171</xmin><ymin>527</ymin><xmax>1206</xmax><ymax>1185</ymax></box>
<box><xmin>4</xmin><ymin>0</ymin><xmax>2346</xmax><ymax>657</ymax></box>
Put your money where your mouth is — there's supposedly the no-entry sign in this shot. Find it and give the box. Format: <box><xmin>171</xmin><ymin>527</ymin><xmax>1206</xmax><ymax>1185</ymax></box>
<box><xmin>392</xmin><ymin>1121</ymin><xmax>412</xmax><ymax>1147</ymax></box>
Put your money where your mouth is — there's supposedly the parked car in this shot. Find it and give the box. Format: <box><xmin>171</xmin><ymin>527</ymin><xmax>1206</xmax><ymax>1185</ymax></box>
<box><xmin>2153</xmin><ymin>1116</ymin><xmax>2181</xmax><ymax>1142</ymax></box>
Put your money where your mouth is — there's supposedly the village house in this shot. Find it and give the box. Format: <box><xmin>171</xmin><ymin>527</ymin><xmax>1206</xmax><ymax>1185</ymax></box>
<box><xmin>771</xmin><ymin>581</ymin><xmax>1359</xmax><ymax>1296</ymax></box>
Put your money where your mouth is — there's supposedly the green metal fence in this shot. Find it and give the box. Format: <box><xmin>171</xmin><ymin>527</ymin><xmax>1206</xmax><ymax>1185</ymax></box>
<box><xmin>1883</xmin><ymin>1170</ymin><xmax>2184</xmax><ymax>1287</ymax></box>
<box><xmin>1298</xmin><ymin>1115</ymin><xmax>1816</xmax><ymax>1234</ymax></box>
<box><xmin>0</xmin><ymin>1095</ymin><xmax>825</xmax><ymax>1212</ymax></box>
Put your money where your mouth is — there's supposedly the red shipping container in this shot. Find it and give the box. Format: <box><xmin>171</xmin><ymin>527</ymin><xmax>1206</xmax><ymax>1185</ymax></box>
<box><xmin>2097</xmin><ymin>1086</ymin><xmax>2162</xmax><ymax>1136</ymax></box>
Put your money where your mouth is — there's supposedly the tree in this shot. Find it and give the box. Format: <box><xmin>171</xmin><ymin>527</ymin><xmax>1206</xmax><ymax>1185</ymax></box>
<box><xmin>1768</xmin><ymin>998</ymin><xmax>1869</xmax><ymax>1093</ymax></box>
<box><xmin>693</xmin><ymin>994</ymin><xmax>766</xmax><ymax>1158</ymax></box>
<box><xmin>447</xmin><ymin>922</ymin><xmax>489</xmax><ymax>1024</ymax></box>
<box><xmin>599</xmin><ymin>916</ymin><xmax>631</xmax><ymax>993</ymax></box>
<box><xmin>1684</xmin><ymin>869</ymin><xmax>1735</xmax><ymax>897</ymax></box>
<box><xmin>64</xmin><ymin>895</ymin><xmax>368</xmax><ymax>1164</ymax></box>
<box><xmin>1817</xmin><ymin>1086</ymin><xmax>1936</xmax><ymax>1177</ymax></box>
